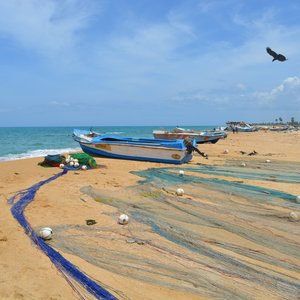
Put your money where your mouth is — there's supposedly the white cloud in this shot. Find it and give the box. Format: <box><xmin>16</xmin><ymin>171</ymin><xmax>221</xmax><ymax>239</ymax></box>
<box><xmin>49</xmin><ymin>100</ymin><xmax>71</xmax><ymax>107</ymax></box>
<box><xmin>1</xmin><ymin>1</ymin><xmax>300</xmax><ymax>126</ymax></box>
<box><xmin>254</xmin><ymin>76</ymin><xmax>300</xmax><ymax>107</ymax></box>
<box><xmin>0</xmin><ymin>0</ymin><xmax>100</xmax><ymax>55</ymax></box>
<box><xmin>112</xmin><ymin>21</ymin><xmax>193</xmax><ymax>61</ymax></box>
<box><xmin>284</xmin><ymin>76</ymin><xmax>300</xmax><ymax>87</ymax></box>
<box><xmin>236</xmin><ymin>83</ymin><xmax>247</xmax><ymax>90</ymax></box>
<box><xmin>172</xmin><ymin>89</ymin><xmax>230</xmax><ymax>105</ymax></box>
<box><xmin>171</xmin><ymin>76</ymin><xmax>300</xmax><ymax>116</ymax></box>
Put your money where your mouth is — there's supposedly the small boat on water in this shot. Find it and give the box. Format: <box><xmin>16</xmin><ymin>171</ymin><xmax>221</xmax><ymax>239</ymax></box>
<box><xmin>152</xmin><ymin>127</ymin><xmax>227</xmax><ymax>144</ymax></box>
<box><xmin>73</xmin><ymin>129</ymin><xmax>197</xmax><ymax>164</ymax></box>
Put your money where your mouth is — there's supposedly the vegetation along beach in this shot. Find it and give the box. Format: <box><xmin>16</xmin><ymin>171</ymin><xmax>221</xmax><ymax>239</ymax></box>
<box><xmin>1</xmin><ymin>0</ymin><xmax>300</xmax><ymax>299</ymax></box>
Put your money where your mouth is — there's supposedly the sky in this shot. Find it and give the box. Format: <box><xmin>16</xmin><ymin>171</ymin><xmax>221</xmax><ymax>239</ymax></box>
<box><xmin>0</xmin><ymin>0</ymin><xmax>300</xmax><ymax>127</ymax></box>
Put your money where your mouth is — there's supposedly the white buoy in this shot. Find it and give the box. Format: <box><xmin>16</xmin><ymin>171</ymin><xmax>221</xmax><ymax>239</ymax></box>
<box><xmin>59</xmin><ymin>163</ymin><xmax>65</xmax><ymax>169</ymax></box>
<box><xmin>289</xmin><ymin>211</ymin><xmax>300</xmax><ymax>222</ymax></box>
<box><xmin>81</xmin><ymin>165</ymin><xmax>87</xmax><ymax>170</ymax></box>
<box><xmin>176</xmin><ymin>188</ymin><xmax>184</xmax><ymax>196</ymax></box>
<box><xmin>223</xmin><ymin>149</ymin><xmax>229</xmax><ymax>154</ymax></box>
<box><xmin>118</xmin><ymin>214</ymin><xmax>129</xmax><ymax>225</ymax></box>
<box><xmin>240</xmin><ymin>163</ymin><xmax>246</xmax><ymax>167</ymax></box>
<box><xmin>265</xmin><ymin>159</ymin><xmax>271</xmax><ymax>163</ymax></box>
<box><xmin>69</xmin><ymin>161</ymin><xmax>74</xmax><ymax>166</ymax></box>
<box><xmin>39</xmin><ymin>227</ymin><xmax>53</xmax><ymax>240</ymax></box>
<box><xmin>74</xmin><ymin>159</ymin><xmax>79</xmax><ymax>163</ymax></box>
<box><xmin>179</xmin><ymin>170</ymin><xmax>185</xmax><ymax>176</ymax></box>
<box><xmin>74</xmin><ymin>162</ymin><xmax>79</xmax><ymax>168</ymax></box>
<box><xmin>296</xmin><ymin>195</ymin><xmax>300</xmax><ymax>204</ymax></box>
<box><xmin>65</xmin><ymin>158</ymin><xmax>70</xmax><ymax>164</ymax></box>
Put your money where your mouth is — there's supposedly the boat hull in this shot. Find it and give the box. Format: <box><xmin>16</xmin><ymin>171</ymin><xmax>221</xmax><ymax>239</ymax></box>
<box><xmin>236</xmin><ymin>127</ymin><xmax>254</xmax><ymax>132</ymax></box>
<box><xmin>153</xmin><ymin>131</ymin><xmax>224</xmax><ymax>144</ymax></box>
<box><xmin>78</xmin><ymin>142</ymin><xmax>193</xmax><ymax>164</ymax></box>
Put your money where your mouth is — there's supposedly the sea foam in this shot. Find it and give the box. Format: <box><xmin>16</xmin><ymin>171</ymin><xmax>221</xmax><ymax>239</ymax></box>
<box><xmin>0</xmin><ymin>147</ymin><xmax>80</xmax><ymax>162</ymax></box>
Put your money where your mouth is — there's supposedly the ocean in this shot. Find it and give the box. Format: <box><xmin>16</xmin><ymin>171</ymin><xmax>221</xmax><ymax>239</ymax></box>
<box><xmin>0</xmin><ymin>126</ymin><xmax>216</xmax><ymax>161</ymax></box>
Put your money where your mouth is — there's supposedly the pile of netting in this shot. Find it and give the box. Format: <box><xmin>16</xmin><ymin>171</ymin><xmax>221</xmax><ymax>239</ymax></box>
<box><xmin>8</xmin><ymin>170</ymin><xmax>116</xmax><ymax>300</ymax></box>
<box><xmin>38</xmin><ymin>154</ymin><xmax>65</xmax><ymax>167</ymax></box>
<box><xmin>38</xmin><ymin>152</ymin><xmax>98</xmax><ymax>170</ymax></box>
<box><xmin>69</xmin><ymin>152</ymin><xmax>97</xmax><ymax>169</ymax></box>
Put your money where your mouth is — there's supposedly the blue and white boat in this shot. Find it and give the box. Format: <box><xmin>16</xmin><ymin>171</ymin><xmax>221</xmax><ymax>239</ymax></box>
<box><xmin>73</xmin><ymin>129</ymin><xmax>196</xmax><ymax>164</ymax></box>
<box><xmin>225</xmin><ymin>122</ymin><xmax>257</xmax><ymax>132</ymax></box>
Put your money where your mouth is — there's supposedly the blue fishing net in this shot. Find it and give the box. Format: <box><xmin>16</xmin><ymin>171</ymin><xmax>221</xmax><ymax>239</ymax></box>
<box><xmin>9</xmin><ymin>170</ymin><xmax>116</xmax><ymax>300</ymax></box>
<box><xmin>132</xmin><ymin>166</ymin><xmax>299</xmax><ymax>207</ymax></box>
<box><xmin>185</xmin><ymin>160</ymin><xmax>300</xmax><ymax>183</ymax></box>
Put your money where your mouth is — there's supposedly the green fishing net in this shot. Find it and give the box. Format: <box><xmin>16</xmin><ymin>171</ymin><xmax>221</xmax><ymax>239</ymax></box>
<box><xmin>70</xmin><ymin>152</ymin><xmax>97</xmax><ymax>168</ymax></box>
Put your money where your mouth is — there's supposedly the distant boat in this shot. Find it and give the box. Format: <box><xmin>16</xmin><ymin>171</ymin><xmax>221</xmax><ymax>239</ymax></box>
<box><xmin>152</xmin><ymin>127</ymin><xmax>227</xmax><ymax>144</ymax></box>
<box><xmin>235</xmin><ymin>125</ymin><xmax>254</xmax><ymax>132</ymax></box>
<box><xmin>269</xmin><ymin>126</ymin><xmax>289</xmax><ymax>132</ymax></box>
<box><xmin>72</xmin><ymin>128</ymin><xmax>101</xmax><ymax>141</ymax></box>
<box><xmin>73</xmin><ymin>129</ymin><xmax>196</xmax><ymax>164</ymax></box>
<box><xmin>225</xmin><ymin>122</ymin><xmax>257</xmax><ymax>132</ymax></box>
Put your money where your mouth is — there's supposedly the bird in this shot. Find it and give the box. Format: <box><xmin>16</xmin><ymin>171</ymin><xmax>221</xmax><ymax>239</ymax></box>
<box><xmin>266</xmin><ymin>47</ymin><xmax>287</xmax><ymax>62</ymax></box>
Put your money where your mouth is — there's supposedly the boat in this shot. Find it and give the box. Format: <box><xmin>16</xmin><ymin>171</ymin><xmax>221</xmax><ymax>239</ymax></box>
<box><xmin>72</xmin><ymin>128</ymin><xmax>101</xmax><ymax>140</ymax></box>
<box><xmin>152</xmin><ymin>127</ymin><xmax>227</xmax><ymax>144</ymax></box>
<box><xmin>225</xmin><ymin>122</ymin><xmax>257</xmax><ymax>132</ymax></box>
<box><xmin>73</xmin><ymin>129</ymin><xmax>197</xmax><ymax>164</ymax></box>
<box><xmin>269</xmin><ymin>126</ymin><xmax>289</xmax><ymax>132</ymax></box>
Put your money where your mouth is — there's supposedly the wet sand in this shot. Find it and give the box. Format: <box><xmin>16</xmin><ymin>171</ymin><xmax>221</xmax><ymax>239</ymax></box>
<box><xmin>0</xmin><ymin>131</ymin><xmax>300</xmax><ymax>299</ymax></box>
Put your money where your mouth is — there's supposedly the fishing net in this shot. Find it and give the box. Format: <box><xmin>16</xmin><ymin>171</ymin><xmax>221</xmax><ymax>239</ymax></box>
<box><xmin>188</xmin><ymin>160</ymin><xmax>300</xmax><ymax>183</ymax></box>
<box><xmin>50</xmin><ymin>163</ymin><xmax>300</xmax><ymax>299</ymax></box>
<box><xmin>8</xmin><ymin>160</ymin><xmax>300</xmax><ymax>299</ymax></box>
<box><xmin>38</xmin><ymin>154</ymin><xmax>65</xmax><ymax>167</ymax></box>
<box><xmin>70</xmin><ymin>152</ymin><xmax>97</xmax><ymax>168</ymax></box>
<box><xmin>8</xmin><ymin>170</ymin><xmax>116</xmax><ymax>300</ymax></box>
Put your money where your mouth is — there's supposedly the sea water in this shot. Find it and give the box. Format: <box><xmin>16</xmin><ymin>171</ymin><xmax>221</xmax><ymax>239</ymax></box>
<box><xmin>0</xmin><ymin>126</ymin><xmax>216</xmax><ymax>161</ymax></box>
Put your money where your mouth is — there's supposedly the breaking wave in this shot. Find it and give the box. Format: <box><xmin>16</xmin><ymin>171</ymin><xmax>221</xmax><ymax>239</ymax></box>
<box><xmin>0</xmin><ymin>147</ymin><xmax>80</xmax><ymax>162</ymax></box>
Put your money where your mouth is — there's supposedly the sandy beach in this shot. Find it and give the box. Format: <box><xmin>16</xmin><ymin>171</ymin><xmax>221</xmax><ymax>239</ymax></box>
<box><xmin>0</xmin><ymin>131</ymin><xmax>300</xmax><ymax>299</ymax></box>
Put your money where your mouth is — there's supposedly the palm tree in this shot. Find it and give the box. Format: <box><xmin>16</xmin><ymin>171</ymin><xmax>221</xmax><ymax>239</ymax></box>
<box><xmin>291</xmin><ymin>117</ymin><xmax>295</xmax><ymax>125</ymax></box>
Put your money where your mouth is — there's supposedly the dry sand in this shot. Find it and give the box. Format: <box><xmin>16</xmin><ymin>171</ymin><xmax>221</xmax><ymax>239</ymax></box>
<box><xmin>0</xmin><ymin>131</ymin><xmax>299</xmax><ymax>299</ymax></box>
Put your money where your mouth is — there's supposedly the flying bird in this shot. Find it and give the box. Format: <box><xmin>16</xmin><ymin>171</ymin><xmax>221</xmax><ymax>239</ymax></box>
<box><xmin>266</xmin><ymin>47</ymin><xmax>287</xmax><ymax>62</ymax></box>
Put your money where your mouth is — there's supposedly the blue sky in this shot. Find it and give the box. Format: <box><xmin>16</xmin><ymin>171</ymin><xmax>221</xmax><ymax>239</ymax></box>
<box><xmin>0</xmin><ymin>0</ymin><xmax>300</xmax><ymax>126</ymax></box>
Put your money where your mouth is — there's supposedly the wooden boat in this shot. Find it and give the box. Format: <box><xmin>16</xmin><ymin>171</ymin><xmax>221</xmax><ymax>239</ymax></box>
<box><xmin>225</xmin><ymin>122</ymin><xmax>257</xmax><ymax>132</ymax></box>
<box><xmin>269</xmin><ymin>126</ymin><xmax>289</xmax><ymax>132</ymax></box>
<box><xmin>72</xmin><ymin>128</ymin><xmax>101</xmax><ymax>140</ymax></box>
<box><xmin>73</xmin><ymin>129</ymin><xmax>196</xmax><ymax>164</ymax></box>
<box><xmin>152</xmin><ymin>127</ymin><xmax>227</xmax><ymax>144</ymax></box>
